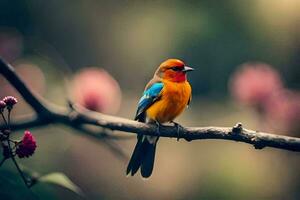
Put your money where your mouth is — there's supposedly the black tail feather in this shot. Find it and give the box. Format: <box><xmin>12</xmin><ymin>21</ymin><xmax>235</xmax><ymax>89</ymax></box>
<box><xmin>126</xmin><ymin>136</ymin><xmax>157</xmax><ymax>178</ymax></box>
<box><xmin>126</xmin><ymin>136</ymin><xmax>143</xmax><ymax>175</ymax></box>
<box><xmin>141</xmin><ymin>142</ymin><xmax>156</xmax><ymax>178</ymax></box>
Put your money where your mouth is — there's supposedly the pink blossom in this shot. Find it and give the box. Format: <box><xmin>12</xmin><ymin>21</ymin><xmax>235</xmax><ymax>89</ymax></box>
<box><xmin>71</xmin><ymin>67</ymin><xmax>122</xmax><ymax>114</ymax></box>
<box><xmin>0</xmin><ymin>100</ymin><xmax>6</xmax><ymax>111</ymax></box>
<box><xmin>16</xmin><ymin>130</ymin><xmax>37</xmax><ymax>158</ymax></box>
<box><xmin>230</xmin><ymin>62</ymin><xmax>283</xmax><ymax>108</ymax></box>
<box><xmin>3</xmin><ymin>96</ymin><xmax>18</xmax><ymax>110</ymax></box>
<box><xmin>265</xmin><ymin>90</ymin><xmax>300</xmax><ymax>134</ymax></box>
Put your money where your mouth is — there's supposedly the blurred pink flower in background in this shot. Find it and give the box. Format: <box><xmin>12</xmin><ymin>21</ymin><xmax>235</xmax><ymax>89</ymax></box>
<box><xmin>265</xmin><ymin>90</ymin><xmax>300</xmax><ymax>134</ymax></box>
<box><xmin>14</xmin><ymin>63</ymin><xmax>46</xmax><ymax>95</ymax></box>
<box><xmin>230</xmin><ymin>62</ymin><xmax>300</xmax><ymax>135</ymax></box>
<box><xmin>0</xmin><ymin>28</ymin><xmax>23</xmax><ymax>63</ymax></box>
<box><xmin>230</xmin><ymin>62</ymin><xmax>284</xmax><ymax>110</ymax></box>
<box><xmin>0</xmin><ymin>63</ymin><xmax>46</xmax><ymax>96</ymax></box>
<box><xmin>71</xmin><ymin>67</ymin><xmax>122</xmax><ymax>114</ymax></box>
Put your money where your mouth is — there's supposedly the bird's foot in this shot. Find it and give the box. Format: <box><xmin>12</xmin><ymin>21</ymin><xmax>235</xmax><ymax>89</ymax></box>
<box><xmin>171</xmin><ymin>121</ymin><xmax>183</xmax><ymax>141</ymax></box>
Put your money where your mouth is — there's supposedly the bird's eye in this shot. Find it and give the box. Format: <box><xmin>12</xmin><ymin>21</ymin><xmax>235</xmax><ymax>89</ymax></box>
<box><xmin>171</xmin><ymin>67</ymin><xmax>182</xmax><ymax>71</ymax></box>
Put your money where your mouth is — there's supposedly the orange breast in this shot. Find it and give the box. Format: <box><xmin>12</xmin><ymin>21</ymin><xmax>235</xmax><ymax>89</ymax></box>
<box><xmin>146</xmin><ymin>80</ymin><xmax>191</xmax><ymax>123</ymax></box>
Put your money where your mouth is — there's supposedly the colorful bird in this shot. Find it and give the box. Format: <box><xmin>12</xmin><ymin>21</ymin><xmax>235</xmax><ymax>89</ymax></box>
<box><xmin>126</xmin><ymin>58</ymin><xmax>194</xmax><ymax>178</ymax></box>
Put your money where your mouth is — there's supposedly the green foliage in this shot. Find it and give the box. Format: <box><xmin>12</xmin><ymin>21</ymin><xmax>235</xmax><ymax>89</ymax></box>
<box><xmin>0</xmin><ymin>166</ymin><xmax>83</xmax><ymax>199</ymax></box>
<box><xmin>38</xmin><ymin>172</ymin><xmax>84</xmax><ymax>197</ymax></box>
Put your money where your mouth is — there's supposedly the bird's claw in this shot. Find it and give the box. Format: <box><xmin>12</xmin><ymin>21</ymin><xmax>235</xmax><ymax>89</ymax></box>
<box><xmin>171</xmin><ymin>121</ymin><xmax>183</xmax><ymax>141</ymax></box>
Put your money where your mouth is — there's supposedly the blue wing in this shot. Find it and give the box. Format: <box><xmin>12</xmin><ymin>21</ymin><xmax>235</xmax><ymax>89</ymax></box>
<box><xmin>134</xmin><ymin>82</ymin><xmax>164</xmax><ymax>121</ymax></box>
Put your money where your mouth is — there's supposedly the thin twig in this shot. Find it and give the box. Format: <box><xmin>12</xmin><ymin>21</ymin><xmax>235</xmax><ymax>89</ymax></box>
<box><xmin>10</xmin><ymin>155</ymin><xmax>30</xmax><ymax>187</ymax></box>
<box><xmin>1</xmin><ymin>112</ymin><xmax>8</xmax><ymax>127</ymax></box>
<box><xmin>7</xmin><ymin>134</ymin><xmax>29</xmax><ymax>187</ymax></box>
<box><xmin>0</xmin><ymin>58</ymin><xmax>300</xmax><ymax>152</ymax></box>
<box><xmin>7</xmin><ymin>110</ymin><xmax>11</xmax><ymax>130</ymax></box>
<box><xmin>5</xmin><ymin>106</ymin><xmax>30</xmax><ymax>187</ymax></box>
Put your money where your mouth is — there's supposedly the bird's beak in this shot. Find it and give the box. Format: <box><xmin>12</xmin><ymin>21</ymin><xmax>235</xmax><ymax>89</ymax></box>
<box><xmin>182</xmin><ymin>66</ymin><xmax>194</xmax><ymax>72</ymax></box>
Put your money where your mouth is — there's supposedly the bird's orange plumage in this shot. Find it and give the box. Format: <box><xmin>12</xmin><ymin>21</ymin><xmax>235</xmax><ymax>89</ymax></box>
<box><xmin>146</xmin><ymin>79</ymin><xmax>191</xmax><ymax>123</ymax></box>
<box><xmin>127</xmin><ymin>58</ymin><xmax>193</xmax><ymax>178</ymax></box>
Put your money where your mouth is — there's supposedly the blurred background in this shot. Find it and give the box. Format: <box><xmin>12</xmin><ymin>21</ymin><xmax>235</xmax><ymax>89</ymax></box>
<box><xmin>0</xmin><ymin>0</ymin><xmax>300</xmax><ymax>199</ymax></box>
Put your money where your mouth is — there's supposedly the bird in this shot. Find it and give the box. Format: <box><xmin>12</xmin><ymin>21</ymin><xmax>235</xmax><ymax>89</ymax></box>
<box><xmin>126</xmin><ymin>58</ymin><xmax>194</xmax><ymax>178</ymax></box>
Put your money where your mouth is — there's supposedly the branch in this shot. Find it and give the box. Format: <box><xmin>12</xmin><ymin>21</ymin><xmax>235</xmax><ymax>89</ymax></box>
<box><xmin>0</xmin><ymin>59</ymin><xmax>50</xmax><ymax>115</ymax></box>
<box><xmin>1</xmin><ymin>58</ymin><xmax>300</xmax><ymax>152</ymax></box>
<box><xmin>0</xmin><ymin>58</ymin><xmax>130</xmax><ymax>160</ymax></box>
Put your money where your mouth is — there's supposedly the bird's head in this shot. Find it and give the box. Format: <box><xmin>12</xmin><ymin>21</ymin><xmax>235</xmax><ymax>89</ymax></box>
<box><xmin>155</xmin><ymin>59</ymin><xmax>194</xmax><ymax>82</ymax></box>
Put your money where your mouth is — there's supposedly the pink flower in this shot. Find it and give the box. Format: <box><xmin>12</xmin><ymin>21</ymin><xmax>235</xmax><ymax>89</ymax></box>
<box><xmin>3</xmin><ymin>96</ymin><xmax>18</xmax><ymax>110</ymax></box>
<box><xmin>265</xmin><ymin>90</ymin><xmax>300</xmax><ymax>134</ymax></box>
<box><xmin>0</xmin><ymin>100</ymin><xmax>6</xmax><ymax>112</ymax></box>
<box><xmin>71</xmin><ymin>67</ymin><xmax>122</xmax><ymax>114</ymax></box>
<box><xmin>229</xmin><ymin>62</ymin><xmax>283</xmax><ymax>109</ymax></box>
<box><xmin>16</xmin><ymin>130</ymin><xmax>37</xmax><ymax>158</ymax></box>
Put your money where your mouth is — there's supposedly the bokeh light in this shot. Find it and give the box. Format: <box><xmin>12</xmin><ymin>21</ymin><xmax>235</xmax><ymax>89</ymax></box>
<box><xmin>71</xmin><ymin>67</ymin><xmax>121</xmax><ymax>114</ymax></box>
